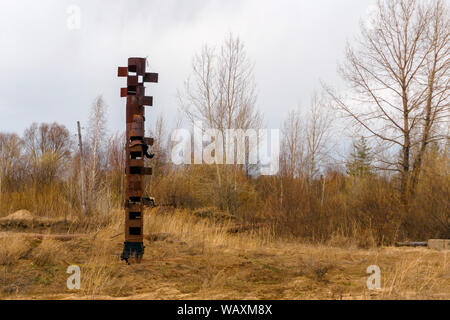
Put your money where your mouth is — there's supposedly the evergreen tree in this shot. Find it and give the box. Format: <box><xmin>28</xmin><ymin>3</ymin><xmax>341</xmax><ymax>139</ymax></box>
<box><xmin>346</xmin><ymin>136</ymin><xmax>373</xmax><ymax>177</ymax></box>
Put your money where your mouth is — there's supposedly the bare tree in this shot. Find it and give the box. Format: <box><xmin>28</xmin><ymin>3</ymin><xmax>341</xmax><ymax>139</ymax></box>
<box><xmin>281</xmin><ymin>109</ymin><xmax>305</xmax><ymax>179</ymax></box>
<box><xmin>87</xmin><ymin>95</ymin><xmax>108</xmax><ymax>210</ymax></box>
<box><xmin>305</xmin><ymin>92</ymin><xmax>333</xmax><ymax>183</ymax></box>
<box><xmin>147</xmin><ymin>114</ymin><xmax>168</xmax><ymax>192</ymax></box>
<box><xmin>325</xmin><ymin>0</ymin><xmax>449</xmax><ymax>202</ymax></box>
<box><xmin>179</xmin><ymin>34</ymin><xmax>262</xmax><ymax>187</ymax></box>
<box><xmin>0</xmin><ymin>133</ymin><xmax>23</xmax><ymax>193</ymax></box>
<box><xmin>105</xmin><ymin>132</ymin><xmax>126</xmax><ymax>173</ymax></box>
<box><xmin>279</xmin><ymin>108</ymin><xmax>305</xmax><ymax>210</ymax></box>
<box><xmin>104</xmin><ymin>131</ymin><xmax>126</xmax><ymax>208</ymax></box>
<box><xmin>180</xmin><ymin>35</ymin><xmax>260</xmax><ymax>131</ymax></box>
<box><xmin>23</xmin><ymin>122</ymin><xmax>72</xmax><ymax>184</ymax></box>
<box><xmin>23</xmin><ymin>122</ymin><xmax>72</xmax><ymax>160</ymax></box>
<box><xmin>410</xmin><ymin>0</ymin><xmax>449</xmax><ymax>193</ymax></box>
<box><xmin>281</xmin><ymin>93</ymin><xmax>333</xmax><ymax>182</ymax></box>
<box><xmin>148</xmin><ymin>114</ymin><xmax>168</xmax><ymax>168</ymax></box>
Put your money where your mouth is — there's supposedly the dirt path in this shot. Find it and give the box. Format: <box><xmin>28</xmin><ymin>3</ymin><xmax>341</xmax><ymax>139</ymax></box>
<box><xmin>0</xmin><ymin>231</ymin><xmax>89</xmax><ymax>241</ymax></box>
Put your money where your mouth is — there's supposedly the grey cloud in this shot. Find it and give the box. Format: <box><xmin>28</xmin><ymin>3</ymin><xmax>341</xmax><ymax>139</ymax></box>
<box><xmin>0</xmin><ymin>0</ymin><xmax>374</xmax><ymax>137</ymax></box>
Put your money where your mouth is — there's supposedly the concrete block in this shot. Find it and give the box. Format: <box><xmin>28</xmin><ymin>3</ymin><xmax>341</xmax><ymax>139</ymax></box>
<box><xmin>428</xmin><ymin>239</ymin><xmax>450</xmax><ymax>250</ymax></box>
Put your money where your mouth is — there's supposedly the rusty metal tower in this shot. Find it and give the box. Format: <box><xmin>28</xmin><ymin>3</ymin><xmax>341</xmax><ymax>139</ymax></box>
<box><xmin>117</xmin><ymin>57</ymin><xmax>158</xmax><ymax>263</ymax></box>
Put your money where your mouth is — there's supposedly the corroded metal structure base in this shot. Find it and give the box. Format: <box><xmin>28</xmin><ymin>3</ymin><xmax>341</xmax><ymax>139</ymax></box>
<box><xmin>117</xmin><ymin>57</ymin><xmax>158</xmax><ymax>264</ymax></box>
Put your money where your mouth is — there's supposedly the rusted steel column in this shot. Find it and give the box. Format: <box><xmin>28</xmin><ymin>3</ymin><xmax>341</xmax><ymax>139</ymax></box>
<box><xmin>117</xmin><ymin>57</ymin><xmax>158</xmax><ymax>263</ymax></box>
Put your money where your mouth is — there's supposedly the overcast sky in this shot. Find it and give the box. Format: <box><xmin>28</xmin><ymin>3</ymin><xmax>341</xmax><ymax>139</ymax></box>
<box><xmin>0</xmin><ymin>0</ymin><xmax>376</xmax><ymax>137</ymax></box>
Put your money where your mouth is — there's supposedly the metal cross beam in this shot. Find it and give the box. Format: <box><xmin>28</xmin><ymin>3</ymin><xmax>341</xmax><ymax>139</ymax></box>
<box><xmin>117</xmin><ymin>57</ymin><xmax>158</xmax><ymax>264</ymax></box>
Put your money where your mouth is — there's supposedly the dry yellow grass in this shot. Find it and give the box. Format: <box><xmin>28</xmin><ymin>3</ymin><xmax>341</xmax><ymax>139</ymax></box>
<box><xmin>0</xmin><ymin>208</ymin><xmax>448</xmax><ymax>300</ymax></box>
<box><xmin>31</xmin><ymin>239</ymin><xmax>63</xmax><ymax>266</ymax></box>
<box><xmin>0</xmin><ymin>236</ymin><xmax>29</xmax><ymax>266</ymax></box>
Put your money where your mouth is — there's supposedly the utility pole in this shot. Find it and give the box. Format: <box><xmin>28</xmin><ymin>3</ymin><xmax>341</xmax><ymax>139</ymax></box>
<box><xmin>0</xmin><ymin>139</ymin><xmax>3</xmax><ymax>195</ymax></box>
<box><xmin>77</xmin><ymin>121</ymin><xmax>87</xmax><ymax>216</ymax></box>
<box><xmin>0</xmin><ymin>147</ymin><xmax>3</xmax><ymax>196</ymax></box>
<box><xmin>118</xmin><ymin>57</ymin><xmax>158</xmax><ymax>264</ymax></box>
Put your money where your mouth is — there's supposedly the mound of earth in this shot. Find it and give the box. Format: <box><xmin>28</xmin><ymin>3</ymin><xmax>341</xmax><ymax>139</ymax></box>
<box><xmin>1</xmin><ymin>209</ymin><xmax>34</xmax><ymax>221</ymax></box>
<box><xmin>0</xmin><ymin>209</ymin><xmax>79</xmax><ymax>233</ymax></box>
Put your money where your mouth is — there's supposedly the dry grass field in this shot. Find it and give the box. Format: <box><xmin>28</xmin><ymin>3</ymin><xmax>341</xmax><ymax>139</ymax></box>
<box><xmin>0</xmin><ymin>208</ymin><xmax>448</xmax><ymax>300</ymax></box>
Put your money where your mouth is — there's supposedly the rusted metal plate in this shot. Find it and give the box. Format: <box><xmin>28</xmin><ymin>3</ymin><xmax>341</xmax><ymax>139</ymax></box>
<box><xmin>127</xmin><ymin>219</ymin><xmax>143</xmax><ymax>228</ymax></box>
<box><xmin>129</xmin><ymin>159</ymin><xmax>144</xmax><ymax>167</ymax></box>
<box><xmin>129</xmin><ymin>139</ymin><xmax>145</xmax><ymax>148</ymax></box>
<box><xmin>127</xmin><ymin>234</ymin><xmax>143</xmax><ymax>242</ymax></box>
<box><xmin>128</xmin><ymin>189</ymin><xmax>144</xmax><ymax>197</ymax></box>
<box><xmin>126</xmin><ymin>203</ymin><xmax>142</xmax><ymax>212</ymax></box>
<box><xmin>136</xmin><ymin>86</ymin><xmax>145</xmax><ymax>96</ymax></box>
<box><xmin>130</xmin><ymin>123</ymin><xmax>144</xmax><ymax>137</ymax></box>
<box><xmin>129</xmin><ymin>145</ymin><xmax>143</xmax><ymax>154</ymax></box>
<box><xmin>128</xmin><ymin>174</ymin><xmax>143</xmax><ymax>184</ymax></box>
<box><xmin>126</xmin><ymin>105</ymin><xmax>144</xmax><ymax>123</ymax></box>
<box><xmin>128</xmin><ymin>57</ymin><xmax>146</xmax><ymax>75</ymax></box>
<box><xmin>128</xmin><ymin>180</ymin><xmax>142</xmax><ymax>189</ymax></box>
<box><xmin>138</xmin><ymin>96</ymin><xmax>153</xmax><ymax>106</ymax></box>
<box><xmin>144</xmin><ymin>72</ymin><xmax>158</xmax><ymax>83</ymax></box>
<box><xmin>127</xmin><ymin>76</ymin><xmax>139</xmax><ymax>86</ymax></box>
<box><xmin>118</xmin><ymin>67</ymin><xmax>128</xmax><ymax>77</ymax></box>
<box><xmin>127</xmin><ymin>95</ymin><xmax>139</xmax><ymax>105</ymax></box>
